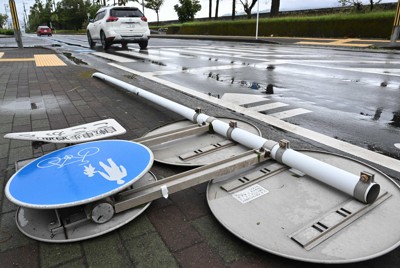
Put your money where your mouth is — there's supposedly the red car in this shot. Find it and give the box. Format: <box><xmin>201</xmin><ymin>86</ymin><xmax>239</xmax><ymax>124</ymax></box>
<box><xmin>37</xmin><ymin>26</ymin><xmax>52</xmax><ymax>36</ymax></box>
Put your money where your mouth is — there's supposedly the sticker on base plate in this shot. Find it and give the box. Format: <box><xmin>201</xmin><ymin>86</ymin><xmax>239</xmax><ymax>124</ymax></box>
<box><xmin>232</xmin><ymin>184</ymin><xmax>269</xmax><ymax>204</ymax></box>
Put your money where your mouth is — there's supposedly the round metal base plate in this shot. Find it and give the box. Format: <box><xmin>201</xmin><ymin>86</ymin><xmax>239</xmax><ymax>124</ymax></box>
<box><xmin>143</xmin><ymin>118</ymin><xmax>261</xmax><ymax>166</ymax></box>
<box><xmin>16</xmin><ymin>172</ymin><xmax>156</xmax><ymax>243</ymax></box>
<box><xmin>207</xmin><ymin>151</ymin><xmax>400</xmax><ymax>263</ymax></box>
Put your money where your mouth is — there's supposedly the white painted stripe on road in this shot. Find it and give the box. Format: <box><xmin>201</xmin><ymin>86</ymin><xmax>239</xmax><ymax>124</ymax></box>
<box><xmin>145</xmin><ymin>63</ymin><xmax>247</xmax><ymax>76</ymax></box>
<box><xmin>269</xmin><ymin>108</ymin><xmax>312</xmax><ymax>119</ymax></box>
<box><xmin>116</xmin><ymin>50</ymin><xmax>169</xmax><ymax>61</ymax></box>
<box><xmin>108</xmin><ymin>63</ymin><xmax>400</xmax><ymax>173</ymax></box>
<box><xmin>291</xmin><ymin>63</ymin><xmax>400</xmax><ymax>77</ymax></box>
<box><xmin>251</xmin><ymin>102</ymin><xmax>289</xmax><ymax>112</ymax></box>
<box><xmin>221</xmin><ymin>93</ymin><xmax>269</xmax><ymax>105</ymax></box>
<box><xmin>164</xmin><ymin>48</ymin><xmax>233</xmax><ymax>57</ymax></box>
<box><xmin>92</xmin><ymin>52</ymin><xmax>136</xmax><ymax>62</ymax></box>
<box><xmin>0</xmin><ymin>52</ymin><xmax>4</xmax><ymax>58</ymax></box>
<box><xmin>158</xmin><ymin>49</ymin><xmax>194</xmax><ymax>58</ymax></box>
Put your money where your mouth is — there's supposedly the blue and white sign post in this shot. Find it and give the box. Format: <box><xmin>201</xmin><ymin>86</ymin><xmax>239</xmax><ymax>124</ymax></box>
<box><xmin>6</xmin><ymin>140</ymin><xmax>153</xmax><ymax>209</ymax></box>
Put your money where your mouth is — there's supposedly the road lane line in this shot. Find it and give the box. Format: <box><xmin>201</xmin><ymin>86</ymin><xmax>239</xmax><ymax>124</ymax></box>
<box><xmin>108</xmin><ymin>63</ymin><xmax>400</xmax><ymax>173</ymax></box>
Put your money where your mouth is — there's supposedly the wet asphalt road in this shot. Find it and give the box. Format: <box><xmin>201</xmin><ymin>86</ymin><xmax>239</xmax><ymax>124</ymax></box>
<box><xmin>3</xmin><ymin>33</ymin><xmax>400</xmax><ymax>170</ymax></box>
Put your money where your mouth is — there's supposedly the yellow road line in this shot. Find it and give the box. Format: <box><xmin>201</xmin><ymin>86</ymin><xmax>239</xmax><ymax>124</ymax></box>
<box><xmin>296</xmin><ymin>38</ymin><xmax>372</xmax><ymax>47</ymax></box>
<box><xmin>0</xmin><ymin>58</ymin><xmax>35</xmax><ymax>62</ymax></box>
<box><xmin>296</xmin><ymin>41</ymin><xmax>371</xmax><ymax>47</ymax></box>
<box><xmin>34</xmin><ymin>54</ymin><xmax>66</xmax><ymax>67</ymax></box>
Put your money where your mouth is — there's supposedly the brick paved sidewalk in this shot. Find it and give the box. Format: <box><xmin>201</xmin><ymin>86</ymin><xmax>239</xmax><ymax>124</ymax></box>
<box><xmin>1</xmin><ymin>47</ymin><xmax>400</xmax><ymax>268</ymax></box>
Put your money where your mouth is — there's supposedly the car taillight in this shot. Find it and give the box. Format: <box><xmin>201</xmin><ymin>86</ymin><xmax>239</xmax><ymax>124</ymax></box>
<box><xmin>141</xmin><ymin>16</ymin><xmax>147</xmax><ymax>22</ymax></box>
<box><xmin>106</xmin><ymin>16</ymin><xmax>119</xmax><ymax>22</ymax></box>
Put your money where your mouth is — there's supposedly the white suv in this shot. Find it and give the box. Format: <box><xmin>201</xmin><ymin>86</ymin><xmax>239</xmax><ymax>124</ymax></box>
<box><xmin>87</xmin><ymin>6</ymin><xmax>150</xmax><ymax>50</ymax></box>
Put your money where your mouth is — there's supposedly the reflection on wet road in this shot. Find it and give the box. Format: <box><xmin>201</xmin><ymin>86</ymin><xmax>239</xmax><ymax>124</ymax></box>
<box><xmin>7</xmin><ymin>35</ymin><xmax>399</xmax><ymax>172</ymax></box>
<box><xmin>97</xmin><ymin>41</ymin><xmax>400</xmax><ymax>167</ymax></box>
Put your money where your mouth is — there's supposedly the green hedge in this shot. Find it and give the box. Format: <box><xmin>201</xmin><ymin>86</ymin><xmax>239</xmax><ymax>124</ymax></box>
<box><xmin>171</xmin><ymin>11</ymin><xmax>396</xmax><ymax>39</ymax></box>
<box><xmin>0</xmin><ymin>29</ymin><xmax>14</xmax><ymax>35</ymax></box>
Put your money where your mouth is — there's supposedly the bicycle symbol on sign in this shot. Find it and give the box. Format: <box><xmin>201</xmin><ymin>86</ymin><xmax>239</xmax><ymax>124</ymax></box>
<box><xmin>36</xmin><ymin>147</ymin><xmax>100</xmax><ymax>169</ymax></box>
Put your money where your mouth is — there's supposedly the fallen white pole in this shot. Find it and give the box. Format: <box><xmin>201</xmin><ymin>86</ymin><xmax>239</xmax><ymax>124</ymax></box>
<box><xmin>92</xmin><ymin>72</ymin><xmax>380</xmax><ymax>204</ymax></box>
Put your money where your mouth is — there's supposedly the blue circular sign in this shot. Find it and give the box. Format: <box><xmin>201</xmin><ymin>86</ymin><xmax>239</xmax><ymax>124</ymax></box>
<box><xmin>6</xmin><ymin>140</ymin><xmax>153</xmax><ymax>209</ymax></box>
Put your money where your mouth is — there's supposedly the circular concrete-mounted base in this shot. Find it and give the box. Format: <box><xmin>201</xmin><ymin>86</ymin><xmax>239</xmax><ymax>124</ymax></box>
<box><xmin>207</xmin><ymin>151</ymin><xmax>400</xmax><ymax>263</ymax></box>
<box><xmin>16</xmin><ymin>172</ymin><xmax>156</xmax><ymax>243</ymax></box>
<box><xmin>143</xmin><ymin>118</ymin><xmax>261</xmax><ymax>166</ymax></box>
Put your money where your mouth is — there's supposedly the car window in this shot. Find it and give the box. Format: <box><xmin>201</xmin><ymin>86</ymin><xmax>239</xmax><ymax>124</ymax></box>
<box><xmin>94</xmin><ymin>11</ymin><xmax>105</xmax><ymax>21</ymax></box>
<box><xmin>110</xmin><ymin>8</ymin><xmax>143</xmax><ymax>18</ymax></box>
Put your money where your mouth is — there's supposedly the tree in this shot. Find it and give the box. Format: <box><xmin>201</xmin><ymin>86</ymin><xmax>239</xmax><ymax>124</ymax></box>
<box><xmin>174</xmin><ymin>0</ymin><xmax>202</xmax><ymax>23</ymax></box>
<box><xmin>368</xmin><ymin>0</ymin><xmax>382</xmax><ymax>10</ymax></box>
<box><xmin>118</xmin><ymin>0</ymin><xmax>138</xmax><ymax>6</ymax></box>
<box><xmin>339</xmin><ymin>0</ymin><xmax>382</xmax><ymax>11</ymax></box>
<box><xmin>0</xmin><ymin>14</ymin><xmax>9</xmax><ymax>29</ymax></box>
<box><xmin>209</xmin><ymin>0</ymin><xmax>212</xmax><ymax>18</ymax></box>
<box><xmin>239</xmin><ymin>0</ymin><xmax>257</xmax><ymax>19</ymax></box>
<box><xmin>232</xmin><ymin>0</ymin><xmax>236</xmax><ymax>20</ymax></box>
<box><xmin>144</xmin><ymin>0</ymin><xmax>164</xmax><ymax>25</ymax></box>
<box><xmin>215</xmin><ymin>0</ymin><xmax>220</xmax><ymax>19</ymax></box>
<box><xmin>270</xmin><ymin>0</ymin><xmax>280</xmax><ymax>17</ymax></box>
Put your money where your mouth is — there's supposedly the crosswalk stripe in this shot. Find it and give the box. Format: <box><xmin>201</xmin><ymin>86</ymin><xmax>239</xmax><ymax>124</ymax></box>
<box><xmin>221</xmin><ymin>93</ymin><xmax>268</xmax><ymax>105</ymax></box>
<box><xmin>251</xmin><ymin>102</ymin><xmax>289</xmax><ymax>112</ymax></box>
<box><xmin>164</xmin><ymin>48</ymin><xmax>233</xmax><ymax>57</ymax></box>
<box><xmin>116</xmin><ymin>50</ymin><xmax>169</xmax><ymax>61</ymax></box>
<box><xmin>269</xmin><ymin>108</ymin><xmax>312</xmax><ymax>119</ymax></box>
<box><xmin>91</xmin><ymin>52</ymin><xmax>136</xmax><ymax>62</ymax></box>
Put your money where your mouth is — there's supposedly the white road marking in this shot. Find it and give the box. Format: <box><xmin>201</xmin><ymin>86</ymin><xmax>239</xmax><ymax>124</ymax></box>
<box><xmin>221</xmin><ymin>93</ymin><xmax>269</xmax><ymax>105</ymax></box>
<box><xmin>269</xmin><ymin>108</ymin><xmax>312</xmax><ymax>119</ymax></box>
<box><xmin>145</xmin><ymin>63</ymin><xmax>247</xmax><ymax>76</ymax></box>
<box><xmin>109</xmin><ymin>62</ymin><xmax>400</xmax><ymax>173</ymax></box>
<box><xmin>290</xmin><ymin>63</ymin><xmax>400</xmax><ymax>77</ymax></box>
<box><xmin>116</xmin><ymin>50</ymin><xmax>169</xmax><ymax>61</ymax></box>
<box><xmin>164</xmin><ymin>48</ymin><xmax>234</xmax><ymax>57</ymax></box>
<box><xmin>251</xmin><ymin>102</ymin><xmax>289</xmax><ymax>112</ymax></box>
<box><xmin>91</xmin><ymin>52</ymin><xmax>136</xmax><ymax>62</ymax></box>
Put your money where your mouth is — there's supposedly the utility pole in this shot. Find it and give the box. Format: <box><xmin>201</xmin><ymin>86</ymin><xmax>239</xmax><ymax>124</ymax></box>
<box><xmin>391</xmin><ymin>0</ymin><xmax>400</xmax><ymax>45</ymax></box>
<box><xmin>23</xmin><ymin>2</ymin><xmax>27</xmax><ymax>32</ymax></box>
<box><xmin>9</xmin><ymin>0</ymin><xmax>23</xmax><ymax>48</ymax></box>
<box><xmin>4</xmin><ymin>4</ymin><xmax>10</xmax><ymax>29</ymax></box>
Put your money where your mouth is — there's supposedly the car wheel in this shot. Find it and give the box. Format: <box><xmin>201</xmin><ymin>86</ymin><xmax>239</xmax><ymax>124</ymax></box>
<box><xmin>139</xmin><ymin>40</ymin><xmax>148</xmax><ymax>50</ymax></box>
<box><xmin>87</xmin><ymin>32</ymin><xmax>96</xmax><ymax>49</ymax></box>
<box><xmin>121</xmin><ymin>42</ymin><xmax>128</xmax><ymax>49</ymax></box>
<box><xmin>100</xmin><ymin>31</ymin><xmax>110</xmax><ymax>50</ymax></box>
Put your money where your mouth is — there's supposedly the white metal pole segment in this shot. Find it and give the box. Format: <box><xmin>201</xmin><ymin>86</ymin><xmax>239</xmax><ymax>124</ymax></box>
<box><xmin>92</xmin><ymin>72</ymin><xmax>380</xmax><ymax>204</ymax></box>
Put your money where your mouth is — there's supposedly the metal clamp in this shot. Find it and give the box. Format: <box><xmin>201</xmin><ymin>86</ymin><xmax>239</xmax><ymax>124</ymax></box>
<box><xmin>226</xmin><ymin>121</ymin><xmax>238</xmax><ymax>140</ymax></box>
<box><xmin>353</xmin><ymin>171</ymin><xmax>380</xmax><ymax>204</ymax></box>
<box><xmin>193</xmin><ymin>108</ymin><xmax>202</xmax><ymax>123</ymax></box>
<box><xmin>275</xmin><ymin>139</ymin><xmax>290</xmax><ymax>163</ymax></box>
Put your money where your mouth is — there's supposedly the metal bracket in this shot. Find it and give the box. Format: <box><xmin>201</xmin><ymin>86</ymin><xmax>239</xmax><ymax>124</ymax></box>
<box><xmin>179</xmin><ymin>140</ymin><xmax>235</xmax><ymax>161</ymax></box>
<box><xmin>289</xmin><ymin>191</ymin><xmax>391</xmax><ymax>251</ymax></box>
<box><xmin>226</xmin><ymin>121</ymin><xmax>238</xmax><ymax>140</ymax></box>
<box><xmin>134</xmin><ymin>124</ymin><xmax>210</xmax><ymax>147</ymax></box>
<box><xmin>193</xmin><ymin>107</ymin><xmax>202</xmax><ymax>122</ymax></box>
<box><xmin>114</xmin><ymin>149</ymin><xmax>270</xmax><ymax>213</ymax></box>
<box><xmin>275</xmin><ymin>139</ymin><xmax>290</xmax><ymax>163</ymax></box>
